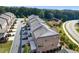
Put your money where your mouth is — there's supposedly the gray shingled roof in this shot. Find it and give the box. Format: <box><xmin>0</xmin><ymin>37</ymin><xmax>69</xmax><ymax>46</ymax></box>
<box><xmin>37</xmin><ymin>18</ymin><xmax>45</xmax><ymax>23</ymax></box>
<box><xmin>29</xmin><ymin>17</ymin><xmax>45</xmax><ymax>24</ymax></box>
<box><xmin>4</xmin><ymin>12</ymin><xmax>16</xmax><ymax>18</ymax></box>
<box><xmin>0</xmin><ymin>14</ymin><xmax>10</xmax><ymax>21</ymax></box>
<box><xmin>29</xmin><ymin>18</ymin><xmax>37</xmax><ymax>23</ymax></box>
<box><xmin>0</xmin><ymin>18</ymin><xmax>6</xmax><ymax>25</ymax></box>
<box><xmin>0</xmin><ymin>12</ymin><xmax>16</xmax><ymax>34</ymax></box>
<box><xmin>0</xmin><ymin>18</ymin><xmax>7</xmax><ymax>33</ymax></box>
<box><xmin>33</xmin><ymin>24</ymin><xmax>58</xmax><ymax>39</ymax></box>
<box><xmin>29</xmin><ymin>15</ymin><xmax>59</xmax><ymax>39</ymax></box>
<box><xmin>30</xmin><ymin>20</ymin><xmax>42</xmax><ymax>32</ymax></box>
<box><xmin>28</xmin><ymin>15</ymin><xmax>38</xmax><ymax>20</ymax></box>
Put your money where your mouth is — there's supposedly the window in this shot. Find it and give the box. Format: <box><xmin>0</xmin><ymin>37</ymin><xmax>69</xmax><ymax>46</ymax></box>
<box><xmin>51</xmin><ymin>43</ymin><xmax>54</xmax><ymax>46</ymax></box>
<box><xmin>38</xmin><ymin>45</ymin><xmax>43</xmax><ymax>47</ymax></box>
<box><xmin>45</xmin><ymin>39</ymin><xmax>47</xmax><ymax>42</ymax></box>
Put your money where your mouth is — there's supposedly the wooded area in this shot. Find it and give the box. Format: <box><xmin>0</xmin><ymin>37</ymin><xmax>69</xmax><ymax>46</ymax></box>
<box><xmin>0</xmin><ymin>6</ymin><xmax>79</xmax><ymax>21</ymax></box>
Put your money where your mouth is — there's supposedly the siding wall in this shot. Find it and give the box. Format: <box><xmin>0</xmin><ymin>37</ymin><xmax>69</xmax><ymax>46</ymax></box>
<box><xmin>36</xmin><ymin>35</ymin><xmax>59</xmax><ymax>52</ymax></box>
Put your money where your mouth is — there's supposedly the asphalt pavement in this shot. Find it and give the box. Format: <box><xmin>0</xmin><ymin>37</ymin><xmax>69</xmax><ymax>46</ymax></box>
<box><xmin>10</xmin><ymin>18</ymin><xmax>23</xmax><ymax>53</ymax></box>
<box><xmin>63</xmin><ymin>20</ymin><xmax>79</xmax><ymax>46</ymax></box>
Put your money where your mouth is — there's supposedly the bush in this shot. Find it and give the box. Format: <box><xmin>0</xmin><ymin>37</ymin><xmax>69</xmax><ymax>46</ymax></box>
<box><xmin>23</xmin><ymin>44</ymin><xmax>30</xmax><ymax>53</ymax></box>
<box><xmin>69</xmin><ymin>43</ymin><xmax>77</xmax><ymax>50</ymax></box>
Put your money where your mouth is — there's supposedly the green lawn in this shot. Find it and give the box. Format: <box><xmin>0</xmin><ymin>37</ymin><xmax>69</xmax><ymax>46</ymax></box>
<box><xmin>0</xmin><ymin>41</ymin><xmax>12</xmax><ymax>53</ymax></box>
<box><xmin>23</xmin><ymin>44</ymin><xmax>31</xmax><ymax>53</ymax></box>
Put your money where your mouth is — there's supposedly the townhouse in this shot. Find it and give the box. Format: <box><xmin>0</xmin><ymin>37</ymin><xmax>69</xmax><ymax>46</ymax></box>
<box><xmin>0</xmin><ymin>12</ymin><xmax>16</xmax><ymax>42</ymax></box>
<box><xmin>28</xmin><ymin>15</ymin><xmax>61</xmax><ymax>53</ymax></box>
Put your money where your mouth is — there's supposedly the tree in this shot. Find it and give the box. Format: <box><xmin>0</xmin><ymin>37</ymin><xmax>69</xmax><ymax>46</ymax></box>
<box><xmin>0</xmin><ymin>6</ymin><xmax>79</xmax><ymax>21</ymax></box>
<box><xmin>69</xmin><ymin>43</ymin><xmax>77</xmax><ymax>50</ymax></box>
<box><xmin>0</xmin><ymin>6</ymin><xmax>6</xmax><ymax>14</ymax></box>
<box><xmin>39</xmin><ymin>10</ymin><xmax>45</xmax><ymax>18</ymax></box>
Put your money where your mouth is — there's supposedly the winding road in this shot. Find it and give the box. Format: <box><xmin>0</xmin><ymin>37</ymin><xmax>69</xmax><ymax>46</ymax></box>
<box><xmin>63</xmin><ymin>20</ymin><xmax>79</xmax><ymax>46</ymax></box>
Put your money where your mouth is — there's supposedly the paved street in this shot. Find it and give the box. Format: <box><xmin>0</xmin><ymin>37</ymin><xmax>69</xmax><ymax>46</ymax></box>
<box><xmin>63</xmin><ymin>20</ymin><xmax>79</xmax><ymax>46</ymax></box>
<box><xmin>10</xmin><ymin>18</ymin><xmax>23</xmax><ymax>53</ymax></box>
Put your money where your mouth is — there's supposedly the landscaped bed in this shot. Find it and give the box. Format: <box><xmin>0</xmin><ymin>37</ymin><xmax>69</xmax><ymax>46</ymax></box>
<box><xmin>0</xmin><ymin>41</ymin><xmax>12</xmax><ymax>53</ymax></box>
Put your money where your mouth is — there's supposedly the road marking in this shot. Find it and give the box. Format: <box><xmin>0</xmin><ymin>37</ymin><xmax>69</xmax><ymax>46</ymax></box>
<box><xmin>62</xmin><ymin>22</ymin><xmax>79</xmax><ymax>47</ymax></box>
